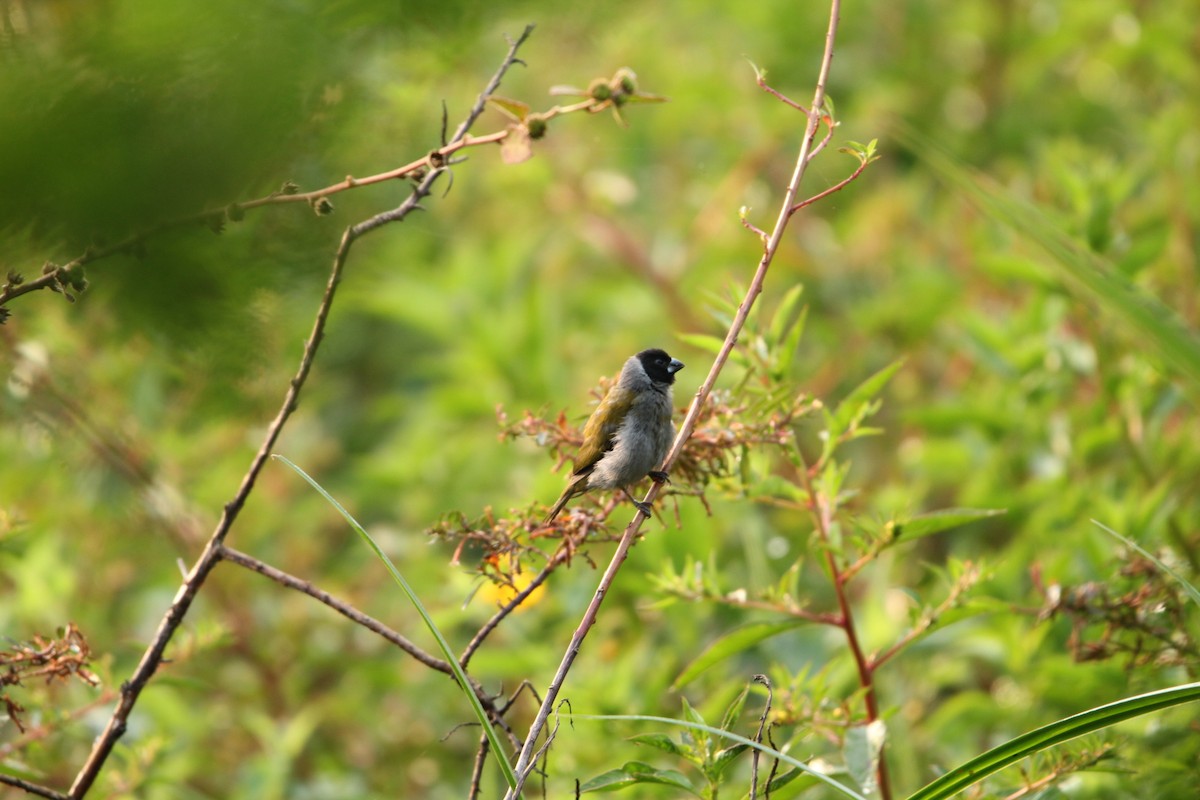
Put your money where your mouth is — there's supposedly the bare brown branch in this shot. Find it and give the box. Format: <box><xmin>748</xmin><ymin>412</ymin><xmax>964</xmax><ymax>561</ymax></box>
<box><xmin>64</xmin><ymin>28</ymin><xmax>537</xmax><ymax>799</ymax></box>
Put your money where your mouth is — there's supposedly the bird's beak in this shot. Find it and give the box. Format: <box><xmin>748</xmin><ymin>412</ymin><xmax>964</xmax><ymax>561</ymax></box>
<box><xmin>668</xmin><ymin>358</ymin><xmax>684</xmax><ymax>374</ymax></box>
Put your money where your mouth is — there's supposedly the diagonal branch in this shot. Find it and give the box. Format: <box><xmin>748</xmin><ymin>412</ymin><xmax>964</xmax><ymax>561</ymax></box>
<box><xmin>217</xmin><ymin>545</ymin><xmax>520</xmax><ymax>744</ymax></box>
<box><xmin>0</xmin><ymin>775</ymin><xmax>68</xmax><ymax>800</ymax></box>
<box><xmin>64</xmin><ymin>28</ymin><xmax>536</xmax><ymax>799</ymax></box>
<box><xmin>218</xmin><ymin>545</ymin><xmax>449</xmax><ymax>673</ymax></box>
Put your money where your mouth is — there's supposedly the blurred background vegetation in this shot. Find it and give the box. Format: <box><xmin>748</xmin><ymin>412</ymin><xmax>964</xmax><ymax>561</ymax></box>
<box><xmin>2</xmin><ymin>0</ymin><xmax>1198</xmax><ymax>798</ymax></box>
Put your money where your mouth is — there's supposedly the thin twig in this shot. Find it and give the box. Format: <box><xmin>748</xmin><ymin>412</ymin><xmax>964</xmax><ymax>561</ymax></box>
<box><xmin>872</xmin><ymin>562</ymin><xmax>979</xmax><ymax>670</ymax></box>
<box><xmin>750</xmin><ymin>674</ymin><xmax>773</xmax><ymax>800</ymax></box>
<box><xmin>789</xmin><ymin>156</ymin><xmax>871</xmax><ymax>214</ymax></box>
<box><xmin>0</xmin><ymin>775</ymin><xmax>69</xmax><ymax>800</ymax></box>
<box><xmin>65</xmin><ymin>29</ymin><xmax>536</xmax><ymax>799</ymax></box>
<box><xmin>217</xmin><ymin>543</ymin><xmax>521</xmax><ymax>744</ymax></box>
<box><xmin>504</xmin><ymin>4</ymin><xmax>847</xmax><ymax>796</ymax></box>
<box><xmin>217</xmin><ymin>546</ymin><xmax>446</xmax><ymax>673</ymax></box>
<box><xmin>468</xmin><ymin>733</ymin><xmax>491</xmax><ymax>800</ymax></box>
<box><xmin>459</xmin><ymin>535</ymin><xmax>580</xmax><ymax>668</ymax></box>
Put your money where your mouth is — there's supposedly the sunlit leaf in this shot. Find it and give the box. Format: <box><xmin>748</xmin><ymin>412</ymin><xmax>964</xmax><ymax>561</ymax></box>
<box><xmin>487</xmin><ymin>95</ymin><xmax>530</xmax><ymax>121</ymax></box>
<box><xmin>677</xmin><ymin>332</ymin><xmax>728</xmax><ymax>356</ymax></box>
<box><xmin>831</xmin><ymin>359</ymin><xmax>904</xmax><ymax>433</ymax></box>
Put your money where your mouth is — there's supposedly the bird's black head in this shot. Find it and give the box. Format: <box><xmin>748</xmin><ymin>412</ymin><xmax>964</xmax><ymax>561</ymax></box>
<box><xmin>636</xmin><ymin>348</ymin><xmax>685</xmax><ymax>385</ymax></box>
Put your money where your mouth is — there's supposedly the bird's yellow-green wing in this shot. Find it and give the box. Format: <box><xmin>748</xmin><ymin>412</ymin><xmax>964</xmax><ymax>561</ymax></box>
<box><xmin>572</xmin><ymin>383</ymin><xmax>634</xmax><ymax>475</ymax></box>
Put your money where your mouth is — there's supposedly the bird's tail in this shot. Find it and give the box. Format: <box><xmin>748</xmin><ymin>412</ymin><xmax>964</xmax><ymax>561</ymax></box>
<box><xmin>544</xmin><ymin>477</ymin><xmax>585</xmax><ymax>524</ymax></box>
<box><xmin>543</xmin><ymin>494</ymin><xmax>571</xmax><ymax>524</ymax></box>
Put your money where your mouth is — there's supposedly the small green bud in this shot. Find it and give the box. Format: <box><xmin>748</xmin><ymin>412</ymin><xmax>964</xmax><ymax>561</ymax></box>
<box><xmin>67</xmin><ymin>267</ymin><xmax>88</xmax><ymax>293</ymax></box>
<box><xmin>588</xmin><ymin>78</ymin><xmax>612</xmax><ymax>101</ymax></box>
<box><xmin>280</xmin><ymin>181</ymin><xmax>300</xmax><ymax>195</ymax></box>
<box><xmin>6</xmin><ymin>270</ymin><xmax>23</xmax><ymax>286</ymax></box>
<box><xmin>311</xmin><ymin>197</ymin><xmax>334</xmax><ymax>216</ymax></box>
<box><xmin>525</xmin><ymin>115</ymin><xmax>548</xmax><ymax>140</ymax></box>
<box><xmin>616</xmin><ymin>69</ymin><xmax>638</xmax><ymax>95</ymax></box>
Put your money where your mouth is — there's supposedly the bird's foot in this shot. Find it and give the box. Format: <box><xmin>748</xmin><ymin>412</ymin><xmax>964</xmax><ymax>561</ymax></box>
<box><xmin>648</xmin><ymin>470</ymin><xmax>671</xmax><ymax>484</ymax></box>
<box><xmin>622</xmin><ymin>487</ymin><xmax>655</xmax><ymax>517</ymax></box>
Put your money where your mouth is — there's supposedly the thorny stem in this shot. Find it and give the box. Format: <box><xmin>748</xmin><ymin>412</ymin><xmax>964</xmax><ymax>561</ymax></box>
<box><xmin>504</xmin><ymin>3</ymin><xmax>850</xmax><ymax>796</ymax></box>
<box><xmin>63</xmin><ymin>26</ymin><xmax>536</xmax><ymax>799</ymax></box>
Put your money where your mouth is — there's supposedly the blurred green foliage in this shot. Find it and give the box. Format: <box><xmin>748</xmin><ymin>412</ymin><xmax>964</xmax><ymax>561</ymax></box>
<box><xmin>2</xmin><ymin>0</ymin><xmax>1198</xmax><ymax>798</ymax></box>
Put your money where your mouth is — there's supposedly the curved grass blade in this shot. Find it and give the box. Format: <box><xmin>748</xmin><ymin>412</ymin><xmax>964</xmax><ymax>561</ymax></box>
<box><xmin>904</xmin><ymin>682</ymin><xmax>1200</xmax><ymax>800</ymax></box>
<box><xmin>1092</xmin><ymin>519</ymin><xmax>1200</xmax><ymax>610</ymax></box>
<box><xmin>571</xmin><ymin>713</ymin><xmax>869</xmax><ymax>800</ymax></box>
<box><xmin>272</xmin><ymin>454</ymin><xmax>518</xmax><ymax>791</ymax></box>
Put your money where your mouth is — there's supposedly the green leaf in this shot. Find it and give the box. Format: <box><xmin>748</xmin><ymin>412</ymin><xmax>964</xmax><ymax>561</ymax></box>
<box><xmin>579</xmin><ymin>762</ymin><xmax>698</xmax><ymax>794</ymax></box>
<box><xmin>677</xmin><ymin>332</ymin><xmax>728</xmax><ymax>356</ymax></box>
<box><xmin>629</xmin><ymin>732</ymin><xmax>688</xmax><ymax>757</ymax></box>
<box><xmin>719</xmin><ymin>684</ymin><xmax>750</xmax><ymax>733</ymax></box>
<box><xmin>272</xmin><ymin>455</ymin><xmax>517</xmax><ymax>791</ymax></box>
<box><xmin>831</xmin><ymin>359</ymin><xmax>904</xmax><ymax>433</ymax></box>
<box><xmin>768</xmin><ymin>283</ymin><xmax>806</xmax><ymax>349</ymax></box>
<box><xmin>680</xmin><ymin>695</ymin><xmax>707</xmax><ymax>728</ymax></box>
<box><xmin>886</xmin><ymin>508</ymin><xmax>1007</xmax><ymax>542</ymax></box>
<box><xmin>673</xmin><ymin>621</ymin><xmax>809</xmax><ymax>689</ymax></box>
<box><xmin>776</xmin><ymin>305</ymin><xmax>808</xmax><ymax>377</ymax></box>
<box><xmin>748</xmin><ymin>474</ymin><xmax>807</xmax><ymax>503</ymax></box>
<box><xmin>766</xmin><ymin>766</ymin><xmax>822</xmax><ymax>795</ymax></box>
<box><xmin>709</xmin><ymin>742</ymin><xmax>750</xmax><ymax>780</ymax></box>
<box><xmin>767</xmin><ymin>284</ymin><xmax>807</xmax><ymax>379</ymax></box>
<box><xmin>904</xmin><ymin>682</ymin><xmax>1200</xmax><ymax>800</ymax></box>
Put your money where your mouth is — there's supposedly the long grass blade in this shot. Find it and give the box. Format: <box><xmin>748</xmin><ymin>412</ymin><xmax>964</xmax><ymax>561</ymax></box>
<box><xmin>273</xmin><ymin>454</ymin><xmax>518</xmax><ymax>791</ymax></box>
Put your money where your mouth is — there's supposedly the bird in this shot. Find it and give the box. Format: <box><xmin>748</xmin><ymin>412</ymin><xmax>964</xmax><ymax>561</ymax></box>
<box><xmin>544</xmin><ymin>348</ymin><xmax>684</xmax><ymax>523</ymax></box>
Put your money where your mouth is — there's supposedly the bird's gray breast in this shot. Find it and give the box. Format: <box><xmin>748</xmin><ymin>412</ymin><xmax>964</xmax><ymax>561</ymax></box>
<box><xmin>589</xmin><ymin>387</ymin><xmax>674</xmax><ymax>489</ymax></box>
